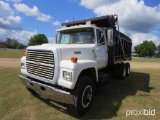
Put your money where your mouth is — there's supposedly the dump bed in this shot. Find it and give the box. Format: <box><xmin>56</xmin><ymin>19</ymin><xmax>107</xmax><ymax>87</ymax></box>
<box><xmin>62</xmin><ymin>15</ymin><xmax>115</xmax><ymax>28</ymax></box>
<box><xmin>114</xmin><ymin>31</ymin><xmax>132</xmax><ymax>62</ymax></box>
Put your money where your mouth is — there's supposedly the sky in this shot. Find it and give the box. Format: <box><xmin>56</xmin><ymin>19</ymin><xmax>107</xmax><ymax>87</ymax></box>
<box><xmin>0</xmin><ymin>0</ymin><xmax>160</xmax><ymax>50</ymax></box>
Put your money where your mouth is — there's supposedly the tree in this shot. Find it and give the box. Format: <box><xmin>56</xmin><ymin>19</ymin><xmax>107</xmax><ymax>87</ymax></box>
<box><xmin>16</xmin><ymin>43</ymin><xmax>26</xmax><ymax>49</ymax></box>
<box><xmin>28</xmin><ymin>34</ymin><xmax>48</xmax><ymax>46</ymax></box>
<box><xmin>134</xmin><ymin>44</ymin><xmax>141</xmax><ymax>55</ymax></box>
<box><xmin>5</xmin><ymin>38</ymin><xmax>19</xmax><ymax>49</ymax></box>
<box><xmin>5</xmin><ymin>38</ymin><xmax>12</xmax><ymax>48</ymax></box>
<box><xmin>134</xmin><ymin>40</ymin><xmax>156</xmax><ymax>57</ymax></box>
<box><xmin>157</xmin><ymin>44</ymin><xmax>160</xmax><ymax>54</ymax></box>
<box><xmin>5</xmin><ymin>38</ymin><xmax>26</xmax><ymax>49</ymax></box>
<box><xmin>11</xmin><ymin>39</ymin><xmax>19</xmax><ymax>48</ymax></box>
<box><xmin>156</xmin><ymin>44</ymin><xmax>160</xmax><ymax>58</ymax></box>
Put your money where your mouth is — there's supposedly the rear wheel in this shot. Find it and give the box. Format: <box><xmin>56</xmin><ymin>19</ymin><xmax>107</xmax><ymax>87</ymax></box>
<box><xmin>69</xmin><ymin>76</ymin><xmax>94</xmax><ymax>116</ymax></box>
<box><xmin>125</xmin><ymin>62</ymin><xmax>130</xmax><ymax>77</ymax></box>
<box><xmin>117</xmin><ymin>62</ymin><xmax>126</xmax><ymax>80</ymax></box>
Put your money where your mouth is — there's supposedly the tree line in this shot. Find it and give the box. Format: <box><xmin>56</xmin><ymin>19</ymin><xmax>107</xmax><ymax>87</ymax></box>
<box><xmin>5</xmin><ymin>38</ymin><xmax>26</xmax><ymax>49</ymax></box>
<box><xmin>4</xmin><ymin>34</ymin><xmax>48</xmax><ymax>49</ymax></box>
<box><xmin>134</xmin><ymin>40</ymin><xmax>160</xmax><ymax>58</ymax></box>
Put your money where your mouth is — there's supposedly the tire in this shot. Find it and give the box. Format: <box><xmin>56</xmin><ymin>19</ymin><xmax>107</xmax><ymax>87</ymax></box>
<box><xmin>69</xmin><ymin>76</ymin><xmax>94</xmax><ymax>116</ymax></box>
<box><xmin>125</xmin><ymin>62</ymin><xmax>130</xmax><ymax>77</ymax></box>
<box><xmin>117</xmin><ymin>62</ymin><xmax>126</xmax><ymax>80</ymax></box>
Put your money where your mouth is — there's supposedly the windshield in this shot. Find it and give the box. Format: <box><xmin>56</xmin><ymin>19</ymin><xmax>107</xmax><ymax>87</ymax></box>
<box><xmin>59</xmin><ymin>28</ymin><xmax>95</xmax><ymax>44</ymax></box>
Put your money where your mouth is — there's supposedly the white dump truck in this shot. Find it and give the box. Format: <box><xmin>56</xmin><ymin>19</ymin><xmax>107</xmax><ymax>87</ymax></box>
<box><xmin>18</xmin><ymin>15</ymin><xmax>132</xmax><ymax>116</ymax></box>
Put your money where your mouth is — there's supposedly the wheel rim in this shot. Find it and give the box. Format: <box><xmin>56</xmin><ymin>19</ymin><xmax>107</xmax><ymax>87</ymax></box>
<box><xmin>82</xmin><ymin>85</ymin><xmax>92</xmax><ymax>108</ymax></box>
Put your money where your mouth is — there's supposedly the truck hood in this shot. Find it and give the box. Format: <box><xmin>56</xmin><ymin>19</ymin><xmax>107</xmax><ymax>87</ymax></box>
<box><xmin>27</xmin><ymin>44</ymin><xmax>96</xmax><ymax>61</ymax></box>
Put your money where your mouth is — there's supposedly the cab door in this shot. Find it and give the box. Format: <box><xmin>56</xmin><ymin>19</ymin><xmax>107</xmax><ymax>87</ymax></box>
<box><xmin>96</xmin><ymin>30</ymin><xmax>108</xmax><ymax>69</ymax></box>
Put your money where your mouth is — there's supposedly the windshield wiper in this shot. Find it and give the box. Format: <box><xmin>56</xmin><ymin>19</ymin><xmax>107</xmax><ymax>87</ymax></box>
<box><xmin>76</xmin><ymin>42</ymin><xmax>87</xmax><ymax>44</ymax></box>
<box><xmin>63</xmin><ymin>42</ymin><xmax>74</xmax><ymax>44</ymax></box>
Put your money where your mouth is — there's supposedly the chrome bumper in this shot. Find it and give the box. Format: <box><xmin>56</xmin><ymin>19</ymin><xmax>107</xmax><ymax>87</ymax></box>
<box><xmin>18</xmin><ymin>75</ymin><xmax>74</xmax><ymax>104</ymax></box>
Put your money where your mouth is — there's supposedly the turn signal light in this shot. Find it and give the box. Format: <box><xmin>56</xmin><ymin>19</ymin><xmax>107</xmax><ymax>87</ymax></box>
<box><xmin>71</xmin><ymin>57</ymin><xmax>77</xmax><ymax>63</ymax></box>
<box><xmin>22</xmin><ymin>52</ymin><xmax>26</xmax><ymax>56</ymax></box>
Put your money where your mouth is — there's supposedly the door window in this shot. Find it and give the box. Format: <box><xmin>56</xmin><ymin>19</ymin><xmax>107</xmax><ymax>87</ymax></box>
<box><xmin>97</xmin><ymin>30</ymin><xmax>105</xmax><ymax>45</ymax></box>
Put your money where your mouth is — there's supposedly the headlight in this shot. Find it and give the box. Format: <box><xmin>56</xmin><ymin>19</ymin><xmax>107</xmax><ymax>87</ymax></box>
<box><xmin>21</xmin><ymin>63</ymin><xmax>25</xmax><ymax>69</ymax></box>
<box><xmin>63</xmin><ymin>71</ymin><xmax>72</xmax><ymax>81</ymax></box>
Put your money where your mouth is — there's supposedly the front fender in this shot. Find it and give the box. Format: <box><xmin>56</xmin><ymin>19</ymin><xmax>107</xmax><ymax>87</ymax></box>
<box><xmin>58</xmin><ymin>60</ymin><xmax>97</xmax><ymax>89</ymax></box>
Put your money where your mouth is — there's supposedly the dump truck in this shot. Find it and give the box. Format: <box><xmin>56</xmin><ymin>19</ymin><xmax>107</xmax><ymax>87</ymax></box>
<box><xmin>18</xmin><ymin>15</ymin><xmax>132</xmax><ymax>116</ymax></box>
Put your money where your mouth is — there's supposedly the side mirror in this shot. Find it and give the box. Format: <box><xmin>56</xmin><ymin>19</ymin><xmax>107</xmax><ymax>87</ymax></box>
<box><xmin>107</xmin><ymin>29</ymin><xmax>114</xmax><ymax>46</ymax></box>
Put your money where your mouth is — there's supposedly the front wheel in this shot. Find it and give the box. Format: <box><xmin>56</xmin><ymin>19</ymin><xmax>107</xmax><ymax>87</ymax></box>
<box><xmin>69</xmin><ymin>76</ymin><xmax>94</xmax><ymax>116</ymax></box>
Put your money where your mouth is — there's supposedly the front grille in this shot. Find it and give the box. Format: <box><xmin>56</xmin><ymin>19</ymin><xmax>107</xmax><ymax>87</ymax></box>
<box><xmin>26</xmin><ymin>49</ymin><xmax>55</xmax><ymax>80</ymax></box>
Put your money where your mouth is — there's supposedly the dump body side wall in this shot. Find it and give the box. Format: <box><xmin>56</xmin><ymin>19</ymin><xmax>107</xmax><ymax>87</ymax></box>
<box><xmin>107</xmin><ymin>30</ymin><xmax>132</xmax><ymax>66</ymax></box>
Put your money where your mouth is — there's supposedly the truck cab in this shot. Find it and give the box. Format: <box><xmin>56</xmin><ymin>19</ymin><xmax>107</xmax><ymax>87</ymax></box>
<box><xmin>57</xmin><ymin>24</ymin><xmax>109</xmax><ymax>68</ymax></box>
<box><xmin>18</xmin><ymin>15</ymin><xmax>132</xmax><ymax>116</ymax></box>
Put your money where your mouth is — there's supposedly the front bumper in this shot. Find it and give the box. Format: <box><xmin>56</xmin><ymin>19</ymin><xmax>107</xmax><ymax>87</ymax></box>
<box><xmin>18</xmin><ymin>75</ymin><xmax>74</xmax><ymax>104</ymax></box>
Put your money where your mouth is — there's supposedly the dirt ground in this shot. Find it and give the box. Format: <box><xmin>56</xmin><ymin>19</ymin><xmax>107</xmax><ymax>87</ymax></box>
<box><xmin>0</xmin><ymin>58</ymin><xmax>20</xmax><ymax>68</ymax></box>
<box><xmin>130</xmin><ymin>61</ymin><xmax>160</xmax><ymax>69</ymax></box>
<box><xmin>0</xmin><ymin>58</ymin><xmax>159</xmax><ymax>69</ymax></box>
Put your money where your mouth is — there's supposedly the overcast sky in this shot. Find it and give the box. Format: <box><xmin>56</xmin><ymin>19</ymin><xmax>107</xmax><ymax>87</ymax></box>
<box><xmin>0</xmin><ymin>0</ymin><xmax>160</xmax><ymax>50</ymax></box>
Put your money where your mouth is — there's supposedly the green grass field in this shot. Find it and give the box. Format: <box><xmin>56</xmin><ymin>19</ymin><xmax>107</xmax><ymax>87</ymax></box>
<box><xmin>0</xmin><ymin>49</ymin><xmax>25</xmax><ymax>58</ymax></box>
<box><xmin>0</xmin><ymin>51</ymin><xmax>160</xmax><ymax>119</ymax></box>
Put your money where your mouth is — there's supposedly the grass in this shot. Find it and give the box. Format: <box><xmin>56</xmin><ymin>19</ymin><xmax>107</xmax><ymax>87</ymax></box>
<box><xmin>82</xmin><ymin>67</ymin><xmax>160</xmax><ymax>120</ymax></box>
<box><xmin>0</xmin><ymin>67</ymin><xmax>71</xmax><ymax>120</ymax></box>
<box><xmin>0</xmin><ymin>49</ymin><xmax>25</xmax><ymax>58</ymax></box>
<box><xmin>0</xmin><ymin>55</ymin><xmax>160</xmax><ymax>119</ymax></box>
